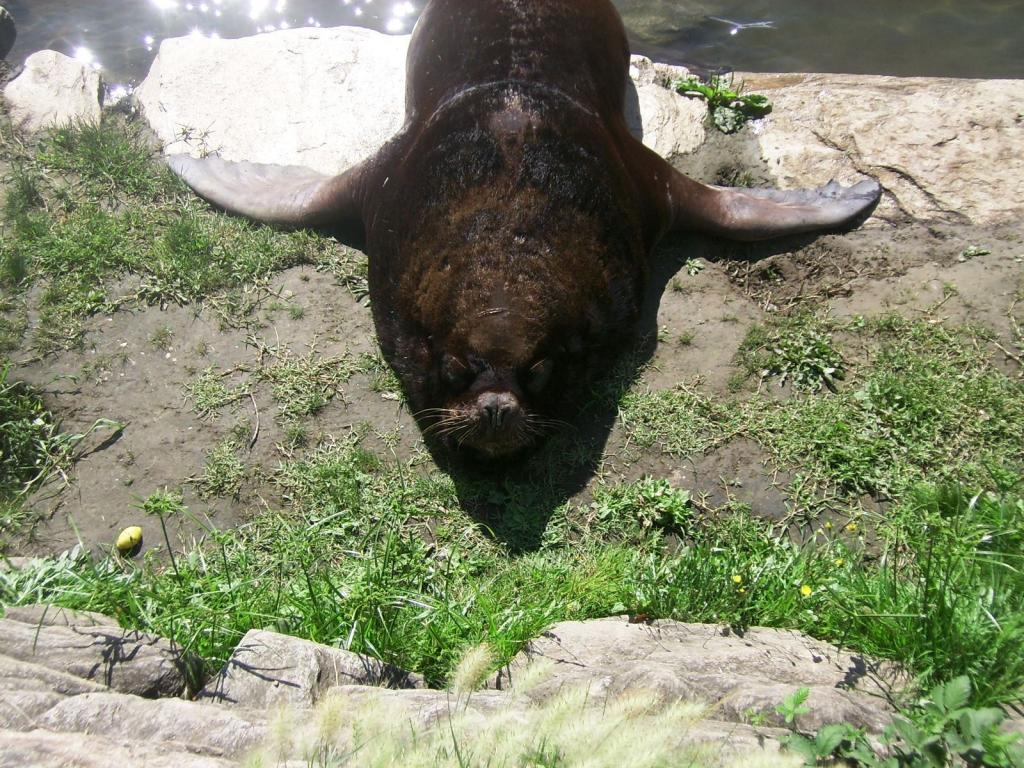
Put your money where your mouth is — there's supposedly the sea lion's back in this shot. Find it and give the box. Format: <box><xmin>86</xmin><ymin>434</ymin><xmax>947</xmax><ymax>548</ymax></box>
<box><xmin>404</xmin><ymin>0</ymin><xmax>631</xmax><ymax>123</ymax></box>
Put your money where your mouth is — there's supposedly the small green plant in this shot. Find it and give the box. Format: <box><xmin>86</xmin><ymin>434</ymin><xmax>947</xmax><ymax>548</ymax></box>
<box><xmin>776</xmin><ymin>687</ymin><xmax>811</xmax><ymax>725</ymax></box>
<box><xmin>958</xmin><ymin>245</ymin><xmax>991</xmax><ymax>262</ymax></box>
<box><xmin>737</xmin><ymin>314</ymin><xmax>844</xmax><ymax>393</ymax></box>
<box><xmin>261</xmin><ymin>346</ymin><xmax>360</xmax><ymax>422</ymax></box>
<box><xmin>785</xmin><ymin>677</ymin><xmax>1024</xmax><ymax>767</ymax></box>
<box><xmin>149</xmin><ymin>326</ymin><xmax>174</xmax><ymax>352</ymax></box>
<box><xmin>138</xmin><ymin>488</ymin><xmax>188</xmax><ymax>579</ymax></box>
<box><xmin>184</xmin><ymin>367</ymin><xmax>250</xmax><ymax>418</ymax></box>
<box><xmin>673</xmin><ymin>75</ymin><xmax>772</xmax><ymax>134</ymax></box>
<box><xmin>684</xmin><ymin>258</ymin><xmax>705</xmax><ymax>276</ymax></box>
<box><xmin>591</xmin><ymin>477</ymin><xmax>692</xmax><ymax>535</ymax></box>
<box><xmin>197</xmin><ymin>440</ymin><xmax>246</xmax><ymax>499</ymax></box>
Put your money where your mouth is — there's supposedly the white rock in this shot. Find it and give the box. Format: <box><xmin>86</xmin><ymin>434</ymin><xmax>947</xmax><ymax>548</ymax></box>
<box><xmin>138</xmin><ymin>28</ymin><xmax>708</xmax><ymax>173</ymax></box>
<box><xmin>490</xmin><ymin>617</ymin><xmax>902</xmax><ymax>732</ymax></box>
<box><xmin>137</xmin><ymin>27</ymin><xmax>409</xmax><ymax>172</ymax></box>
<box><xmin>4</xmin><ymin>50</ymin><xmax>102</xmax><ymax>132</ymax></box>
<box><xmin>627</xmin><ymin>55</ymin><xmax>708</xmax><ymax>158</ymax></box>
<box><xmin>0</xmin><ymin>730</ymin><xmax>237</xmax><ymax>768</ymax></box>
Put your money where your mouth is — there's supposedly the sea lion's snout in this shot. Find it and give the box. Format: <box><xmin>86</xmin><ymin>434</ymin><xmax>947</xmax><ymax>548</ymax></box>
<box><xmin>477</xmin><ymin>391</ymin><xmax>521</xmax><ymax>432</ymax></box>
<box><xmin>451</xmin><ymin>387</ymin><xmax>532</xmax><ymax>459</ymax></box>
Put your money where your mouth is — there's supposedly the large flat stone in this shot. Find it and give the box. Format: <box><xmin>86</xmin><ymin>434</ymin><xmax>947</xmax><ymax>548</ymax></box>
<box><xmin>490</xmin><ymin>617</ymin><xmax>899</xmax><ymax>732</ymax></box>
<box><xmin>0</xmin><ymin>618</ymin><xmax>197</xmax><ymax>698</ymax></box>
<box><xmin>137</xmin><ymin>26</ymin><xmax>409</xmax><ymax>171</ymax></box>
<box><xmin>0</xmin><ymin>653</ymin><xmax>107</xmax><ymax>729</ymax></box>
<box><xmin>0</xmin><ymin>729</ymin><xmax>236</xmax><ymax>768</ymax></box>
<box><xmin>200</xmin><ymin>628</ymin><xmax>423</xmax><ymax>709</ymax></box>
<box><xmin>38</xmin><ymin>692</ymin><xmax>266</xmax><ymax>758</ymax></box>
<box><xmin>738</xmin><ymin>72</ymin><xmax>1024</xmax><ymax>226</ymax></box>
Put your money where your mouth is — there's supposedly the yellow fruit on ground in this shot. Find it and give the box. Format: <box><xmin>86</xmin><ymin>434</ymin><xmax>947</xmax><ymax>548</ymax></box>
<box><xmin>116</xmin><ymin>526</ymin><xmax>143</xmax><ymax>554</ymax></box>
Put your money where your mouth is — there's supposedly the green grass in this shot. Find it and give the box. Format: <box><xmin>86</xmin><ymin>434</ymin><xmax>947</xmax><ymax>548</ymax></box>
<box><xmin>619</xmin><ymin>383</ymin><xmax>734</xmax><ymax>457</ymax></box>
<box><xmin>626</xmin><ymin>315</ymin><xmax>1024</xmax><ymax>506</ymax></box>
<box><xmin>0</xmin><ymin>115</ymin><xmax>365</xmax><ymax>354</ymax></box>
<box><xmin>3</xmin><ymin>431</ymin><xmax>1023</xmax><ymax>717</ymax></box>
<box><xmin>261</xmin><ymin>345</ymin><xmax>362</xmax><ymax>423</ymax></box>
<box><xmin>735</xmin><ymin>312</ymin><xmax>844</xmax><ymax>393</ymax></box>
<box><xmin>0</xmin><ymin>365</ymin><xmax>60</xmax><ymax>535</ymax></box>
<box><xmin>0</xmin><ymin>365</ymin><xmax>121</xmax><ymax>542</ymax></box>
<box><xmin>38</xmin><ymin>117</ymin><xmax>178</xmax><ymax>199</ymax></box>
<box><xmin>197</xmin><ymin>440</ymin><xmax>246</xmax><ymax>499</ymax></box>
<box><xmin>750</xmin><ymin>318</ymin><xmax>1024</xmax><ymax>499</ymax></box>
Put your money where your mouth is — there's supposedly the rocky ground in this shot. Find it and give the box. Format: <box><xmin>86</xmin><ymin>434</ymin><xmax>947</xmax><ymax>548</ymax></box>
<box><xmin>0</xmin><ymin>594</ymin><xmax>900</xmax><ymax>766</ymax></box>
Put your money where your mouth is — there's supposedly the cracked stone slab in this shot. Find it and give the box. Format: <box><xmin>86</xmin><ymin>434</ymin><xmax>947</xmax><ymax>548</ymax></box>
<box><xmin>136</xmin><ymin>26</ymin><xmax>409</xmax><ymax>171</ymax></box>
<box><xmin>38</xmin><ymin>692</ymin><xmax>266</xmax><ymax>759</ymax></box>
<box><xmin>490</xmin><ymin>617</ymin><xmax>900</xmax><ymax>732</ymax></box>
<box><xmin>0</xmin><ymin>653</ymin><xmax>108</xmax><ymax>729</ymax></box>
<box><xmin>736</xmin><ymin>72</ymin><xmax>1024</xmax><ymax>226</ymax></box>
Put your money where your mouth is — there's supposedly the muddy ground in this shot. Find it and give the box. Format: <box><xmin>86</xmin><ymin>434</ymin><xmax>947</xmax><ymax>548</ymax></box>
<box><xmin>7</xmin><ymin>206</ymin><xmax>1022</xmax><ymax>557</ymax></box>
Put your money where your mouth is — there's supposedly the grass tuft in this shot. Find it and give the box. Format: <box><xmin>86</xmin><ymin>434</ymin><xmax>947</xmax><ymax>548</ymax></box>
<box><xmin>241</xmin><ymin>680</ymin><xmax>776</xmax><ymax>768</ymax></box>
<box><xmin>38</xmin><ymin>116</ymin><xmax>177</xmax><ymax>199</ymax></box>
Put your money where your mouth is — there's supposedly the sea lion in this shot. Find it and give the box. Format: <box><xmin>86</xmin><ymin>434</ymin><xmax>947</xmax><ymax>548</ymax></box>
<box><xmin>169</xmin><ymin>0</ymin><xmax>881</xmax><ymax>459</ymax></box>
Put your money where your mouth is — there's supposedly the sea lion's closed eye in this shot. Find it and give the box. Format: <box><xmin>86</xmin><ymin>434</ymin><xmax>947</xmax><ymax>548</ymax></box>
<box><xmin>526</xmin><ymin>358</ymin><xmax>554</xmax><ymax>393</ymax></box>
<box><xmin>441</xmin><ymin>353</ymin><xmax>470</xmax><ymax>390</ymax></box>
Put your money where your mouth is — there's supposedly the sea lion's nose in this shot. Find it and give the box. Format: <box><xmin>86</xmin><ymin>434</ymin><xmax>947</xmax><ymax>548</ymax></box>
<box><xmin>479</xmin><ymin>391</ymin><xmax>519</xmax><ymax>429</ymax></box>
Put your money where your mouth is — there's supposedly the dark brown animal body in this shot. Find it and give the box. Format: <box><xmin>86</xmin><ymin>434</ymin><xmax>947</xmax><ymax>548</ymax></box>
<box><xmin>170</xmin><ymin>0</ymin><xmax>881</xmax><ymax>458</ymax></box>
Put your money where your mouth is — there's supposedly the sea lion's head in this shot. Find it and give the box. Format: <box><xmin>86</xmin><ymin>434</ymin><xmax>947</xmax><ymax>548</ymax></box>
<box><xmin>417</xmin><ymin>293</ymin><xmax>581</xmax><ymax>458</ymax></box>
<box><xmin>370</xmin><ymin>86</ymin><xmax>648</xmax><ymax>458</ymax></box>
<box><xmin>387</xmin><ymin>188</ymin><xmax>644</xmax><ymax>459</ymax></box>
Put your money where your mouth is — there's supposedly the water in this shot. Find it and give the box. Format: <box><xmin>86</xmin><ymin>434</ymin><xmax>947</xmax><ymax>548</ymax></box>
<box><xmin>5</xmin><ymin>0</ymin><xmax>1024</xmax><ymax>90</ymax></box>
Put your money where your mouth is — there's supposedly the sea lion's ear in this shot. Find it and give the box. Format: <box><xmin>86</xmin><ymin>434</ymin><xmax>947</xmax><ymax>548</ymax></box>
<box><xmin>166</xmin><ymin>155</ymin><xmax>370</xmax><ymax>245</ymax></box>
<box><xmin>662</xmin><ymin>165</ymin><xmax>882</xmax><ymax>241</ymax></box>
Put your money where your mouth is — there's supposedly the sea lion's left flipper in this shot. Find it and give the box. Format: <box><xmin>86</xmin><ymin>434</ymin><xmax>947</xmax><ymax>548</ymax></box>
<box><xmin>167</xmin><ymin>155</ymin><xmax>370</xmax><ymax>245</ymax></box>
<box><xmin>663</xmin><ymin>168</ymin><xmax>882</xmax><ymax>241</ymax></box>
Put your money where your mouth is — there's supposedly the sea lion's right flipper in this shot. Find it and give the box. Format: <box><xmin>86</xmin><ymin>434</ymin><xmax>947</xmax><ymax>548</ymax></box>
<box><xmin>663</xmin><ymin>166</ymin><xmax>882</xmax><ymax>241</ymax></box>
<box><xmin>166</xmin><ymin>155</ymin><xmax>370</xmax><ymax>245</ymax></box>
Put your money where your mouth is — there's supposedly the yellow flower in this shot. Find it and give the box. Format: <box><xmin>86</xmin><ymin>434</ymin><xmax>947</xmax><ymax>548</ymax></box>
<box><xmin>824</xmin><ymin>521</ymin><xmax>833</xmax><ymax>530</ymax></box>
<box><xmin>845</xmin><ymin>522</ymin><xmax>858</xmax><ymax>533</ymax></box>
<box><xmin>738</xmin><ymin>588</ymin><xmax>747</xmax><ymax>594</ymax></box>
<box><xmin>834</xmin><ymin>558</ymin><xmax>845</xmax><ymax>567</ymax></box>
<box><xmin>731</xmin><ymin>574</ymin><xmax>743</xmax><ymax>584</ymax></box>
<box><xmin>800</xmin><ymin>584</ymin><xmax>813</xmax><ymax>597</ymax></box>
